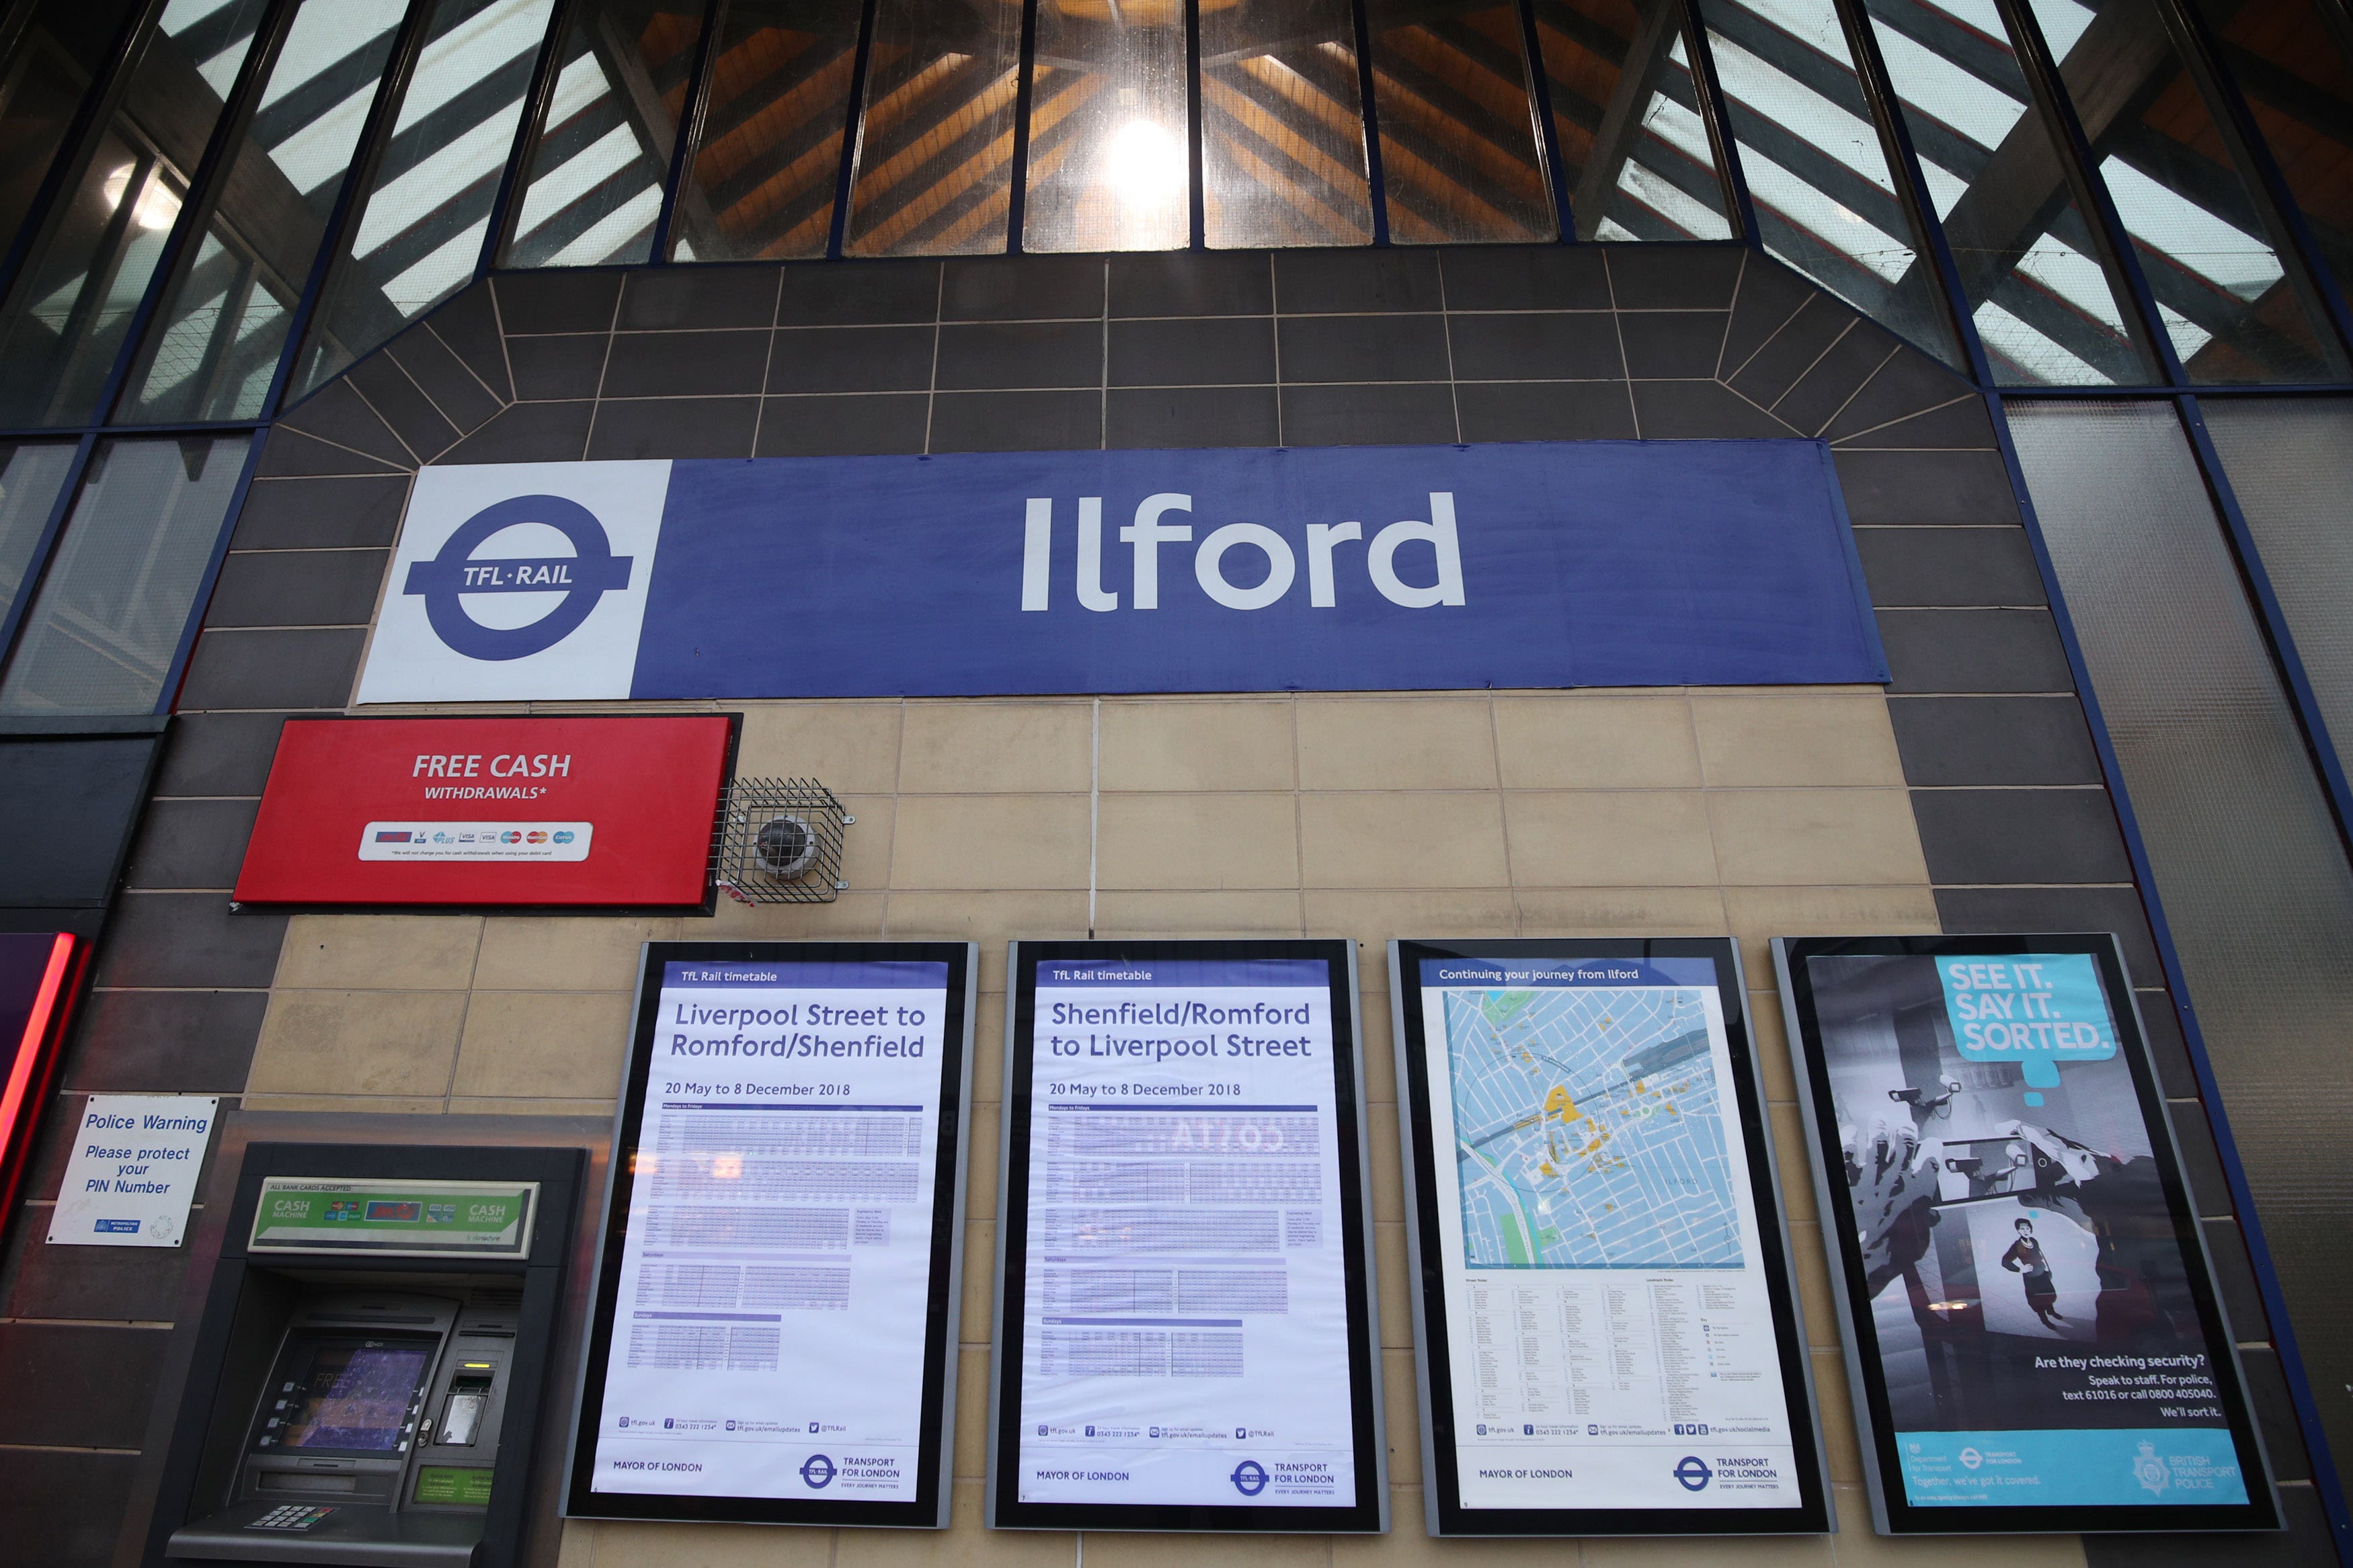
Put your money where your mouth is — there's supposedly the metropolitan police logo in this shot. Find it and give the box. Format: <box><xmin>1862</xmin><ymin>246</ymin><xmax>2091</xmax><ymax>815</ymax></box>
<box><xmin>402</xmin><ymin>494</ymin><xmax>634</xmax><ymax>661</ymax></box>
<box><xmin>1230</xmin><ymin>1459</ymin><xmax>1269</xmax><ymax>1497</ymax></box>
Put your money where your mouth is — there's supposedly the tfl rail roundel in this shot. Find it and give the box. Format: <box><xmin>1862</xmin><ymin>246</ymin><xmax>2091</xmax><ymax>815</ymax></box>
<box><xmin>401</xmin><ymin>495</ymin><xmax>634</xmax><ymax>661</ymax></box>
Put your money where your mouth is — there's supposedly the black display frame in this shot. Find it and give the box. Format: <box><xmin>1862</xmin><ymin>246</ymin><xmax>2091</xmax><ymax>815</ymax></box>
<box><xmin>988</xmin><ymin>938</ymin><xmax>1388</xmax><ymax>1534</ymax></box>
<box><xmin>563</xmin><ymin>940</ymin><xmax>978</xmax><ymax>1530</ymax></box>
<box><xmin>1390</xmin><ymin>936</ymin><xmax>1832</xmax><ymax>1536</ymax></box>
<box><xmin>1773</xmin><ymin>933</ymin><xmax>2280</xmax><ymax>1535</ymax></box>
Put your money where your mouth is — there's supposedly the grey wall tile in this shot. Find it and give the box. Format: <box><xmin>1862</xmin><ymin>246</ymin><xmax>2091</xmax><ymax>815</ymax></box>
<box><xmin>2</xmin><ymin>1227</ymin><xmax>191</xmax><ymax>1321</ymax></box>
<box><xmin>424</xmin><ymin>284</ymin><xmax>510</xmax><ymax>401</ymax></box>
<box><xmin>0</xmin><ymin>1323</ymin><xmax>167</xmax><ymax>1446</ymax></box>
<box><xmin>179</xmin><ymin>628</ymin><xmax>364</xmax><ymax>710</ymax></box>
<box><xmin>600</xmin><ymin>329</ymin><xmax>770</xmax><ymax>397</ymax></box>
<box><xmin>63</xmin><ymin>986</ymin><xmax>267</xmax><ymax>1094</ymax></box>
<box><xmin>1280</xmin><ymin>382</ymin><xmax>1455</xmax><ymax>445</ymax></box>
<box><xmin>1277</xmin><ymin>315</ymin><xmax>1449</xmax><ymax>383</ymax></box>
<box><xmin>778</xmin><ymin>259</ymin><xmax>940</xmax><ymax>325</ymax></box>
<box><xmin>2200</xmin><ymin>1216</ymin><xmax>2273</xmax><ymax>1344</ymax></box>
<box><xmin>1878</xmin><ymin>608</ymin><xmax>2071</xmax><ymax>693</ymax></box>
<box><xmin>1616</xmin><ymin>312</ymin><xmax>1728</xmax><ymax>378</ymax></box>
<box><xmin>1439</xmin><ymin>246</ymin><xmax>1610</xmax><ymax>311</ymax></box>
<box><xmin>929</xmin><ymin>389</ymin><xmax>1100</xmax><ymax>451</ymax></box>
<box><xmin>2136</xmin><ymin>989</ymin><xmax>2200</xmax><ymax>1099</ymax></box>
<box><xmin>619</xmin><ymin>264</ymin><xmax>779</xmax><ymax>329</ymax></box>
<box><xmin>1827</xmin><ymin>388</ymin><xmax>1993</xmax><ymax>448</ymax></box>
<box><xmin>232</xmin><ymin>476</ymin><xmax>410</xmax><ymax>551</ymax></box>
<box><xmin>1720</xmin><ymin>267</ymin><xmax>1827</xmax><ymax>380</ymax></box>
<box><xmin>204</xmin><ymin>549</ymin><xmax>385</xmax><ymax>628</ymax></box>
<box><xmin>1105</xmin><ymin>386</ymin><xmax>1279</xmax><ymax>448</ymax></box>
<box><xmin>0</xmin><ymin>1446</ymin><xmax>141</xmax><ymax>1568</ymax></box>
<box><xmin>1911</xmin><ymin>787</ymin><xmax>2133</xmax><ymax>884</ymax></box>
<box><xmin>493</xmin><ymin>268</ymin><xmax>621</xmax><ymax>334</ymax></box>
<box><xmin>1630</xmin><ymin>379</ymin><xmax>1793</xmax><ymax>438</ymax></box>
<box><xmin>90</xmin><ymin>893</ymin><xmax>284</xmax><ymax>990</ymax></box>
<box><xmin>1447</xmin><ymin>313</ymin><xmax>1623</xmax><ymax>381</ymax></box>
<box><xmin>383</xmin><ymin>323</ymin><xmax>502</xmax><ymax>432</ymax></box>
<box><xmin>756</xmin><ymin>395</ymin><xmax>930</xmax><ymax>456</ymax></box>
<box><xmin>1111</xmin><ymin>252</ymin><xmax>1273</xmax><ymax>317</ymax></box>
<box><xmin>1833</xmin><ymin>448</ymin><xmax>2020</xmax><ymax>526</ymax></box>
<box><xmin>344</xmin><ymin>353</ymin><xmax>460</xmax><ymax>460</ymax></box>
<box><xmin>1109</xmin><ymin>317</ymin><xmax>1275</xmax><ymax>387</ymax></box>
<box><xmin>767</xmin><ymin>325</ymin><xmax>935</xmax><ymax>393</ymax></box>
<box><xmin>121</xmin><ymin>796</ymin><xmax>262</xmax><ymax>890</ymax></box>
<box><xmin>1771</xmin><ymin>322</ymin><xmax>1898</xmax><ymax>436</ymax></box>
<box><xmin>438</xmin><ymin>400</ymin><xmax>594</xmax><ymax>463</ymax></box>
<box><xmin>1726</xmin><ymin>297</ymin><xmax>1851</xmax><ymax>407</ymax></box>
<box><xmin>1857</xmin><ymin>526</ymin><xmax>2046</xmax><ymax>607</ymax></box>
<box><xmin>508</xmin><ymin>335</ymin><xmax>610</xmax><ymax>401</ymax></box>
<box><xmin>1886</xmin><ymin>695</ymin><xmax>2100</xmax><ymax>786</ymax></box>
<box><xmin>1933</xmin><ymin>884</ymin><xmax>2161</xmax><ymax>985</ymax></box>
<box><xmin>1275</xmin><ymin>248</ymin><xmax>1442</xmax><ymax>313</ymax></box>
<box><xmin>1457</xmin><ymin>380</ymin><xmax>1635</xmax><ymax>442</ymax></box>
<box><xmin>935</xmin><ymin>321</ymin><xmax>1102</xmax><ymax>390</ymax></box>
<box><xmin>942</xmin><ymin>254</ymin><xmax>1102</xmax><ymax>321</ymax></box>
<box><xmin>153</xmin><ymin>712</ymin><xmax>289</xmax><ymax>797</ymax></box>
<box><xmin>586</xmin><ymin>397</ymin><xmax>760</xmax><ymax>459</ymax></box>
<box><xmin>1603</xmin><ymin>245</ymin><xmax>1743</xmax><ymax>311</ymax></box>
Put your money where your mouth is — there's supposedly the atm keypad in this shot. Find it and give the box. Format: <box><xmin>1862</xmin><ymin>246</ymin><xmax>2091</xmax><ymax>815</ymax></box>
<box><xmin>247</xmin><ymin>1505</ymin><xmax>337</xmax><ymax>1531</ymax></box>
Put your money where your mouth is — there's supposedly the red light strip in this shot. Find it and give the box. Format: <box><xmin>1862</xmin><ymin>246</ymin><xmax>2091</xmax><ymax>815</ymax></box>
<box><xmin>0</xmin><ymin>934</ymin><xmax>75</xmax><ymax>1161</ymax></box>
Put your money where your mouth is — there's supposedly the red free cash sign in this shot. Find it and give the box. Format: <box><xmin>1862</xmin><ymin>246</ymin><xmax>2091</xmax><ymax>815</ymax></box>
<box><xmin>234</xmin><ymin>715</ymin><xmax>732</xmax><ymax>908</ymax></box>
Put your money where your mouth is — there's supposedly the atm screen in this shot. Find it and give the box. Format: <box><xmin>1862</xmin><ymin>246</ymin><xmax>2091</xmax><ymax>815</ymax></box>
<box><xmin>278</xmin><ymin>1342</ymin><xmax>432</xmax><ymax>1451</ymax></box>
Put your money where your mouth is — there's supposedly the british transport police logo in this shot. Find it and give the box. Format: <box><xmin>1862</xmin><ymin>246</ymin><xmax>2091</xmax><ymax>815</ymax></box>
<box><xmin>356</xmin><ymin>460</ymin><xmax>671</xmax><ymax>704</ymax></box>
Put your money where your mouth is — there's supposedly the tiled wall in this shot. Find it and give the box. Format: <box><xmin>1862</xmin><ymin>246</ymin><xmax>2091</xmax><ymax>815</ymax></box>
<box><xmin>1</xmin><ymin>247</ymin><xmax>2328</xmax><ymax>1568</ymax></box>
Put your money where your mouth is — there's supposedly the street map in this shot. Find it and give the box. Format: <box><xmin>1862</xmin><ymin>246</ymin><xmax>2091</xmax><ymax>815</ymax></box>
<box><xmin>1444</xmin><ymin>986</ymin><xmax>1742</xmax><ymax>1270</ymax></box>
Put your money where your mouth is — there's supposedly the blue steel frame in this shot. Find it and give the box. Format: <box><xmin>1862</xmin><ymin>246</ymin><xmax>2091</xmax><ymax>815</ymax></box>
<box><xmin>0</xmin><ymin>3</ymin><xmax>2350</xmax><ymax>1548</ymax></box>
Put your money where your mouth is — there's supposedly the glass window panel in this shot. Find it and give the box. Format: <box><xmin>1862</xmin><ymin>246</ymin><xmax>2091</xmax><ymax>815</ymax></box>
<box><xmin>290</xmin><ymin>0</ymin><xmax>559</xmax><ymax>399</ymax></box>
<box><xmin>0</xmin><ymin>441</ymin><xmax>80</xmax><ymax>630</ymax></box>
<box><xmin>1698</xmin><ymin>0</ymin><xmax>1966</xmax><ymax>364</ymax></box>
<box><xmin>2200</xmin><ymin>398</ymin><xmax>2353</xmax><ymax>769</ymax></box>
<box><xmin>0</xmin><ymin>0</ymin><xmax>271</xmax><ymax>427</ymax></box>
<box><xmin>2188</xmin><ymin>0</ymin><xmax>2353</xmax><ymax>308</ymax></box>
<box><xmin>0</xmin><ymin>0</ymin><xmax>144</xmax><ymax>247</ymax></box>
<box><xmin>846</xmin><ymin>0</ymin><xmax>1022</xmax><ymax>256</ymax></box>
<box><xmin>1864</xmin><ymin>0</ymin><xmax>2158</xmax><ymax>383</ymax></box>
<box><xmin>502</xmin><ymin>0</ymin><xmax>705</xmax><ymax>268</ymax></box>
<box><xmin>121</xmin><ymin>0</ymin><xmax>407</xmax><ymax>425</ymax></box>
<box><xmin>2025</xmin><ymin>0</ymin><xmax>2346</xmax><ymax>382</ymax></box>
<box><xmin>668</xmin><ymin>0</ymin><xmax>865</xmax><ymax>262</ymax></box>
<box><xmin>0</xmin><ymin>434</ymin><xmax>249</xmax><ymax>715</ymax></box>
<box><xmin>2005</xmin><ymin>397</ymin><xmax>2353</xmax><ymax>1491</ymax></box>
<box><xmin>1023</xmin><ymin>0</ymin><xmax>1191</xmax><ymax>253</ymax></box>
<box><xmin>1202</xmin><ymin>0</ymin><xmax>1373</xmax><ymax>247</ymax></box>
<box><xmin>1534</xmin><ymin>0</ymin><xmax>1737</xmax><ymax>239</ymax></box>
<box><xmin>1366</xmin><ymin>0</ymin><xmax>1554</xmax><ymax>242</ymax></box>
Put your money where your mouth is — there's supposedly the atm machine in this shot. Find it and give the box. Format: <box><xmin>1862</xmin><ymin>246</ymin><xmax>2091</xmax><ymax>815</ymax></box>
<box><xmin>145</xmin><ymin>1143</ymin><xmax>584</xmax><ymax>1568</ymax></box>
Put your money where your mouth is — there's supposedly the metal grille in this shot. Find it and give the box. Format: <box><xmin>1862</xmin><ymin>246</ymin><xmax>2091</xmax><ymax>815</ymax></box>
<box><xmin>710</xmin><ymin>777</ymin><xmax>849</xmax><ymax>905</ymax></box>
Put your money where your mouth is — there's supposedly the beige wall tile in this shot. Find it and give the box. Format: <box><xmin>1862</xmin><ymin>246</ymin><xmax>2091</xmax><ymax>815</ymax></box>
<box><xmin>1368</xmin><ymin>1102</ymin><xmax>1404</xmax><ymax>1223</ymax></box>
<box><xmin>733</xmin><ymin>702</ymin><xmax>903</xmax><ymax>795</ymax></box>
<box><xmin>1771</xmin><ymin>1102</ymin><xmax>1818</xmax><ymax>1222</ymax></box>
<box><xmin>1504</xmin><ymin>793</ymin><xmax>1716</xmax><ymax>888</ymax></box>
<box><xmin>974</xmin><ymin>992</ymin><xmax>1006</xmax><ymax>1094</ymax></box>
<box><xmin>1301</xmin><ymin>796</ymin><xmax>1509</xmax><ymax>889</ymax></box>
<box><xmin>1494</xmin><ymin>694</ymin><xmax>1700</xmax><ymax>789</ymax></box>
<box><xmin>955</xmin><ymin>1346</ymin><xmax>988</xmax><ymax>1479</ymax></box>
<box><xmin>1515</xmin><ymin>886</ymin><xmax>1726</xmax><ymax>936</ymax></box>
<box><xmin>836</xmin><ymin>795</ymin><xmax>895</xmax><ymax>889</ymax></box>
<box><xmin>1096</xmin><ymin>794</ymin><xmax>1298</xmax><ymax>890</ymax></box>
<box><xmin>1708</xmin><ymin>790</ymin><xmax>1929</xmax><ymax>888</ymax></box>
<box><xmin>276</xmin><ymin>915</ymin><xmax>481</xmax><ymax>990</ymax></box>
<box><xmin>1357</xmin><ymin>991</ymin><xmax>1395</xmax><ymax>1104</ymax></box>
<box><xmin>1377</xmin><ymin>1219</ymin><xmax>1412</xmax><ymax>1349</ymax></box>
<box><xmin>473</xmin><ymin>917</ymin><xmax>673</xmax><ymax>991</ymax></box>
<box><xmin>835</xmin><ymin>1481</ymin><xmax>1074</xmax><ymax>1567</ymax></box>
<box><xmin>1748</xmin><ymin>989</ymin><xmax>1799</xmax><ymax>1103</ymax></box>
<box><xmin>887</xmin><ymin>895</ymin><xmax>1090</xmax><ymax>987</ymax></box>
<box><xmin>1721</xmin><ymin>886</ymin><xmax>1940</xmax><ymax>979</ymax></box>
<box><xmin>1087</xmin><ymin>1531</ymin><xmax>1330</xmax><ymax>1568</ymax></box>
<box><xmin>891</xmin><ymin>797</ymin><xmax>1093</xmax><ymax>889</ymax></box>
<box><xmin>1298</xmin><ymin>697</ymin><xmax>1499</xmax><ymax>790</ymax></box>
<box><xmin>447</xmin><ymin>1096</ymin><xmax>616</xmax><ymax>1116</ymax></box>
<box><xmin>452</xmin><ymin>991</ymin><xmax>631</xmax><ymax>1099</ymax></box>
<box><xmin>1587</xmin><ymin>1532</ymin><xmax>1833</xmax><ymax>1568</ymax></box>
<box><xmin>900</xmin><ymin>704</ymin><xmax>1092</xmax><ymax>794</ymax></box>
<box><xmin>1691</xmin><ymin>694</ymin><xmax>1906</xmax><ymax>787</ymax></box>
<box><xmin>1303</xmin><ymin>894</ymin><xmax>1511</xmax><ymax>990</ymax></box>
<box><xmin>591</xmin><ymin>1519</ymin><xmax>836</xmax><ymax>1568</ymax></box>
<box><xmin>242</xmin><ymin>1094</ymin><xmax>448</xmax><ymax>1115</ymax></box>
<box><xmin>1809</xmin><ymin>1350</ymin><xmax>1867</xmax><ymax>1489</ymax></box>
<box><xmin>250</xmin><ymin>990</ymin><xmax>466</xmax><ymax>1097</ymax></box>
<box><xmin>1788</xmin><ymin>1220</ymin><xmax>1839</xmax><ymax>1348</ymax></box>
<box><xmin>1827</xmin><ymin>1504</ymin><xmax>2081</xmax><ymax>1568</ymax></box>
<box><xmin>965</xmin><ymin>1108</ymin><xmax>999</xmax><ymax>1220</ymax></box>
<box><xmin>555</xmin><ymin>1518</ymin><xmax>595</xmax><ymax>1568</ymax></box>
<box><xmin>1092</xmin><ymin>889</ymin><xmax>1303</xmax><ymax>936</ymax></box>
<box><xmin>1383</xmin><ymin>1346</ymin><xmax>1420</xmax><ymax>1493</ymax></box>
<box><xmin>961</xmin><ymin>1218</ymin><xmax>996</xmax><ymax>1342</ymax></box>
<box><xmin>1334</xmin><ymin>1486</ymin><xmax>1579</xmax><ymax>1564</ymax></box>
<box><xmin>1100</xmin><ymin>700</ymin><xmax>1294</xmax><ymax>792</ymax></box>
<box><xmin>703</xmin><ymin>890</ymin><xmax>890</xmax><ymax>940</ymax></box>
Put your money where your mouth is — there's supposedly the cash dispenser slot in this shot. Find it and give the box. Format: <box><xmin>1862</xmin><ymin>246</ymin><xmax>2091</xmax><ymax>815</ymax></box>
<box><xmin>145</xmin><ymin>1144</ymin><xmax>581</xmax><ymax>1568</ymax></box>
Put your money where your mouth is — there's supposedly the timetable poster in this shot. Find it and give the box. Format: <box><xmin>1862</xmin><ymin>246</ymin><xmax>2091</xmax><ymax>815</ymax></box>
<box><xmin>1392</xmin><ymin>939</ymin><xmax>1828</xmax><ymax>1535</ymax></box>
<box><xmin>991</xmin><ymin>940</ymin><xmax>1386</xmax><ymax>1532</ymax></box>
<box><xmin>568</xmin><ymin>942</ymin><xmax>976</xmax><ymax>1528</ymax></box>
<box><xmin>1776</xmin><ymin>934</ymin><xmax>2276</xmax><ymax>1534</ymax></box>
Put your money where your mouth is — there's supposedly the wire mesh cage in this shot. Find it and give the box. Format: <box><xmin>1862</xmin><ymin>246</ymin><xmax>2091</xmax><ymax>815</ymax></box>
<box><xmin>711</xmin><ymin>778</ymin><xmax>851</xmax><ymax>905</ymax></box>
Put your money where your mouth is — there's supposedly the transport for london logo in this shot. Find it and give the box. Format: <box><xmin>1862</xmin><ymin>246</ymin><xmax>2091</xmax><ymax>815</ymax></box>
<box><xmin>1230</xmin><ymin>1458</ymin><xmax>1268</xmax><ymax>1496</ymax></box>
<box><xmin>403</xmin><ymin>495</ymin><xmax>633</xmax><ymax>661</ymax></box>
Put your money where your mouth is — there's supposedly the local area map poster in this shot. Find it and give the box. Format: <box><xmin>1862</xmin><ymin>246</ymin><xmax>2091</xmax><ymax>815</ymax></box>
<box><xmin>989</xmin><ymin>940</ymin><xmax>1387</xmax><ymax>1532</ymax></box>
<box><xmin>1774</xmin><ymin>934</ymin><xmax>2278</xmax><ymax>1534</ymax></box>
<box><xmin>566</xmin><ymin>942</ymin><xmax>978</xmax><ymax>1529</ymax></box>
<box><xmin>1391</xmin><ymin>939</ymin><xmax>1829</xmax><ymax>1536</ymax></box>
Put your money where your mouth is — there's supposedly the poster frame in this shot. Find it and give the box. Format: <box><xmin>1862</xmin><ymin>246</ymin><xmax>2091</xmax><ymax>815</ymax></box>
<box><xmin>1390</xmin><ymin>936</ymin><xmax>1832</xmax><ymax>1536</ymax></box>
<box><xmin>563</xmin><ymin>939</ymin><xmax>979</xmax><ymax>1529</ymax></box>
<box><xmin>1771</xmin><ymin>932</ymin><xmax>2279</xmax><ymax>1535</ymax></box>
<box><xmin>986</xmin><ymin>937</ymin><xmax>1388</xmax><ymax>1534</ymax></box>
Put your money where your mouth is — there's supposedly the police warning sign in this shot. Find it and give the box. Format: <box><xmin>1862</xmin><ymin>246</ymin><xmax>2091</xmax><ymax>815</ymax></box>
<box><xmin>234</xmin><ymin>714</ymin><xmax>731</xmax><ymax>907</ymax></box>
